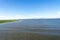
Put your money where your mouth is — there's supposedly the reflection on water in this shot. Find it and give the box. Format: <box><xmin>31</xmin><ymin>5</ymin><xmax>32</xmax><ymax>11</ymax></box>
<box><xmin>0</xmin><ymin>19</ymin><xmax>60</xmax><ymax>35</ymax></box>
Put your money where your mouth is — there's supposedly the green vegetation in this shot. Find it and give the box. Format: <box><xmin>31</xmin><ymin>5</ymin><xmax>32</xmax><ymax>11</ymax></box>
<box><xmin>0</xmin><ymin>19</ymin><xmax>19</xmax><ymax>23</ymax></box>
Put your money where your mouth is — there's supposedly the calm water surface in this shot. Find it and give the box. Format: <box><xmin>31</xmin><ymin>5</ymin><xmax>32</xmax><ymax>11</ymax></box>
<box><xmin>0</xmin><ymin>19</ymin><xmax>60</xmax><ymax>35</ymax></box>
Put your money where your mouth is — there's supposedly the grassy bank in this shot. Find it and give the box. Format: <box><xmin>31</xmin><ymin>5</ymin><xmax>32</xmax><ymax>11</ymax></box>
<box><xmin>0</xmin><ymin>19</ymin><xmax>19</xmax><ymax>23</ymax></box>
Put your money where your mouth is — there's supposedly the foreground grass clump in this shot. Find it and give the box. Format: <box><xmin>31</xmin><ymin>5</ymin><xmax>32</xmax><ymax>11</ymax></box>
<box><xmin>0</xmin><ymin>19</ymin><xmax>19</xmax><ymax>23</ymax></box>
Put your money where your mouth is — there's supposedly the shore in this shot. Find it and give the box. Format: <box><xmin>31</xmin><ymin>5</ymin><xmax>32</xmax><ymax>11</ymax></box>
<box><xmin>0</xmin><ymin>20</ymin><xmax>19</xmax><ymax>23</ymax></box>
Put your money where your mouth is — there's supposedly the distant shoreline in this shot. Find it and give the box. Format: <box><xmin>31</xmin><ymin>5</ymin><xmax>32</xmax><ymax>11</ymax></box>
<box><xmin>0</xmin><ymin>19</ymin><xmax>19</xmax><ymax>23</ymax></box>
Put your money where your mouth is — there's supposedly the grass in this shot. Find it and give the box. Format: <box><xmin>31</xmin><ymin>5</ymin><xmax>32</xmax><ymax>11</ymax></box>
<box><xmin>0</xmin><ymin>19</ymin><xmax>19</xmax><ymax>23</ymax></box>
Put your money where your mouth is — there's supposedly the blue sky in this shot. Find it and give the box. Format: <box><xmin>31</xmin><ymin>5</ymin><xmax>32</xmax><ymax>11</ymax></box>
<box><xmin>0</xmin><ymin>0</ymin><xmax>60</xmax><ymax>19</ymax></box>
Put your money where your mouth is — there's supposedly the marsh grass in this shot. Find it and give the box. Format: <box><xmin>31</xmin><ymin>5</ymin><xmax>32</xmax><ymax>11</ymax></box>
<box><xmin>0</xmin><ymin>20</ymin><xmax>19</xmax><ymax>23</ymax></box>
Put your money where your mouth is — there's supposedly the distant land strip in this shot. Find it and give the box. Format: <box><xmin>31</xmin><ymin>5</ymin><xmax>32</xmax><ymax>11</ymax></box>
<box><xmin>0</xmin><ymin>19</ymin><xmax>19</xmax><ymax>23</ymax></box>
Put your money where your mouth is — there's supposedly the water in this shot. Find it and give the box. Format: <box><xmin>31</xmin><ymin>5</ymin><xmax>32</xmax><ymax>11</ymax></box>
<box><xmin>0</xmin><ymin>19</ymin><xmax>60</xmax><ymax>35</ymax></box>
